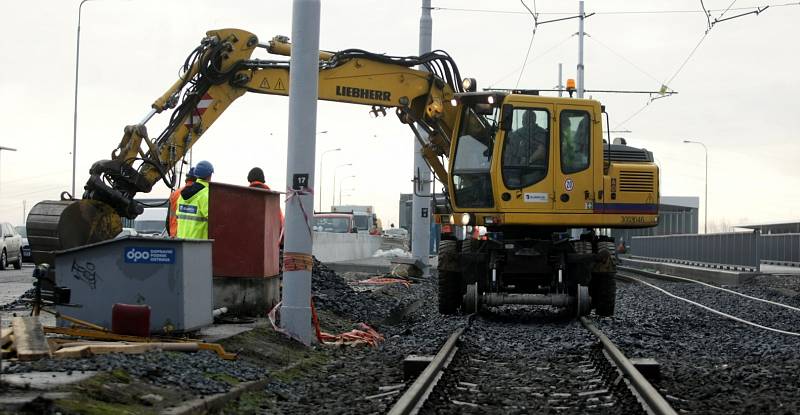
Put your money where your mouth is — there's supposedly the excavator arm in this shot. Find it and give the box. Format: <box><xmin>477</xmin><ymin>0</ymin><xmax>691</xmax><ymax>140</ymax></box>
<box><xmin>27</xmin><ymin>28</ymin><xmax>463</xmax><ymax>262</ymax></box>
<box><xmin>90</xmin><ymin>28</ymin><xmax>459</xmax><ymax>220</ymax></box>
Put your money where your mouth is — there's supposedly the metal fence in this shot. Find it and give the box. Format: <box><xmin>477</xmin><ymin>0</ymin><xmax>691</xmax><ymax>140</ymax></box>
<box><xmin>761</xmin><ymin>233</ymin><xmax>800</xmax><ymax>266</ymax></box>
<box><xmin>632</xmin><ymin>231</ymin><xmax>761</xmax><ymax>271</ymax></box>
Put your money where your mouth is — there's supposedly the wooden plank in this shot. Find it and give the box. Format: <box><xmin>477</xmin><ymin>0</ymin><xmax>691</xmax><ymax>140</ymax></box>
<box><xmin>11</xmin><ymin>317</ymin><xmax>50</xmax><ymax>361</ymax></box>
<box><xmin>54</xmin><ymin>342</ymin><xmax>199</xmax><ymax>359</ymax></box>
<box><xmin>0</xmin><ymin>327</ymin><xmax>12</xmax><ymax>346</ymax></box>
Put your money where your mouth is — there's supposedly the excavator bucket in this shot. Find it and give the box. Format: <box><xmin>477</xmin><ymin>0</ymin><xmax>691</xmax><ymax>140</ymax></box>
<box><xmin>27</xmin><ymin>199</ymin><xmax>122</xmax><ymax>267</ymax></box>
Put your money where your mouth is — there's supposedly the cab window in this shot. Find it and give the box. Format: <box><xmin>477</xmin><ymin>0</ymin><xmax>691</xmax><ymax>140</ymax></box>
<box><xmin>452</xmin><ymin>106</ymin><xmax>497</xmax><ymax>208</ymax></box>
<box><xmin>559</xmin><ymin>110</ymin><xmax>591</xmax><ymax>174</ymax></box>
<box><xmin>502</xmin><ymin>108</ymin><xmax>550</xmax><ymax>189</ymax></box>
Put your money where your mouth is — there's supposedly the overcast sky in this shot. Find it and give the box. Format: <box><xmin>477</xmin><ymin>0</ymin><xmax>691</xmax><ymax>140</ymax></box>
<box><xmin>1</xmin><ymin>0</ymin><xmax>798</xmax><ymax>229</ymax></box>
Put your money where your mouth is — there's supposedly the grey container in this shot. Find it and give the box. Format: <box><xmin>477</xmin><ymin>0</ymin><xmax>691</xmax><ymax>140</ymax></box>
<box><xmin>55</xmin><ymin>236</ymin><xmax>213</xmax><ymax>333</ymax></box>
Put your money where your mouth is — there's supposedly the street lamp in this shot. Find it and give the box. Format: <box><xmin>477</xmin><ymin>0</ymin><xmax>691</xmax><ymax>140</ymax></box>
<box><xmin>0</xmin><ymin>146</ymin><xmax>18</xmax><ymax>195</ymax></box>
<box><xmin>317</xmin><ymin>145</ymin><xmax>339</xmax><ymax>211</ymax></box>
<box><xmin>683</xmin><ymin>139</ymin><xmax>708</xmax><ymax>234</ymax></box>
<box><xmin>331</xmin><ymin>163</ymin><xmax>352</xmax><ymax>209</ymax></box>
<box><xmin>338</xmin><ymin>175</ymin><xmax>356</xmax><ymax>205</ymax></box>
<box><xmin>72</xmin><ymin>0</ymin><xmax>96</xmax><ymax>199</ymax></box>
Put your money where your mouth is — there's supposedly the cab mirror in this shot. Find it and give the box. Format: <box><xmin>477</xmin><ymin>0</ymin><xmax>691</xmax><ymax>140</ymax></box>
<box><xmin>500</xmin><ymin>104</ymin><xmax>513</xmax><ymax>131</ymax></box>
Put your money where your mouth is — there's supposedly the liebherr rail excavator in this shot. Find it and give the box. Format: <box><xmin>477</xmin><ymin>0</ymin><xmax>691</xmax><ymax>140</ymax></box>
<box><xmin>28</xmin><ymin>28</ymin><xmax>659</xmax><ymax>317</ymax></box>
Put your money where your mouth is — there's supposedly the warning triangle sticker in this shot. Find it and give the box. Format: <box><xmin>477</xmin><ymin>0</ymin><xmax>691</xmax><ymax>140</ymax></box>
<box><xmin>274</xmin><ymin>78</ymin><xmax>285</xmax><ymax>91</ymax></box>
<box><xmin>260</xmin><ymin>78</ymin><xmax>270</xmax><ymax>89</ymax></box>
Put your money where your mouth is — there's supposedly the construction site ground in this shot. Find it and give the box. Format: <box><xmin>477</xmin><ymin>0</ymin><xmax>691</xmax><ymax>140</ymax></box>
<box><xmin>1</xmin><ymin>256</ymin><xmax>441</xmax><ymax>414</ymax></box>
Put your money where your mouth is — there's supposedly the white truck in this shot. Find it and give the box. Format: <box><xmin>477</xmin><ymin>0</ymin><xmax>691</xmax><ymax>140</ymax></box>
<box><xmin>331</xmin><ymin>205</ymin><xmax>379</xmax><ymax>235</ymax></box>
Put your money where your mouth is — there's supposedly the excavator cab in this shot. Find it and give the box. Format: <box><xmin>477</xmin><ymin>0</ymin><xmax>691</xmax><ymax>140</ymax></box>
<box><xmin>437</xmin><ymin>90</ymin><xmax>657</xmax><ymax>317</ymax></box>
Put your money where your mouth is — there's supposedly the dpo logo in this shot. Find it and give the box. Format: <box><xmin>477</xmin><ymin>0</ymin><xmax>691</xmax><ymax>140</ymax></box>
<box><xmin>124</xmin><ymin>247</ymin><xmax>176</xmax><ymax>264</ymax></box>
<box><xmin>125</xmin><ymin>248</ymin><xmax>151</xmax><ymax>262</ymax></box>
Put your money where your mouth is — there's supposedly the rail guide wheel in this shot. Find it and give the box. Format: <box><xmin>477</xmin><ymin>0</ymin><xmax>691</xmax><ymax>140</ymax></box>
<box><xmin>574</xmin><ymin>284</ymin><xmax>591</xmax><ymax>318</ymax></box>
<box><xmin>463</xmin><ymin>282</ymin><xmax>479</xmax><ymax>314</ymax></box>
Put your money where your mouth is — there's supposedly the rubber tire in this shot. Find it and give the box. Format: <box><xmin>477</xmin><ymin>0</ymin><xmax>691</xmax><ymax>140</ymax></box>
<box><xmin>437</xmin><ymin>240</ymin><xmax>461</xmax><ymax>315</ymax></box>
<box><xmin>12</xmin><ymin>249</ymin><xmax>22</xmax><ymax>269</ymax></box>
<box><xmin>0</xmin><ymin>249</ymin><xmax>7</xmax><ymax>271</ymax></box>
<box><xmin>591</xmin><ymin>273</ymin><xmax>616</xmax><ymax>317</ymax></box>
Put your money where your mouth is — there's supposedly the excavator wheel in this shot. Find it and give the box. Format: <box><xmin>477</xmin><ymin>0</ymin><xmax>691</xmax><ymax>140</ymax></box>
<box><xmin>437</xmin><ymin>239</ymin><xmax>461</xmax><ymax>315</ymax></box>
<box><xmin>590</xmin><ymin>272</ymin><xmax>616</xmax><ymax>317</ymax></box>
<box><xmin>27</xmin><ymin>199</ymin><xmax>122</xmax><ymax>266</ymax></box>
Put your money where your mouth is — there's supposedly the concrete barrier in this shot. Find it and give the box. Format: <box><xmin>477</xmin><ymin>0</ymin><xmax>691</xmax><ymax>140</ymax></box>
<box><xmin>312</xmin><ymin>232</ymin><xmax>382</xmax><ymax>263</ymax></box>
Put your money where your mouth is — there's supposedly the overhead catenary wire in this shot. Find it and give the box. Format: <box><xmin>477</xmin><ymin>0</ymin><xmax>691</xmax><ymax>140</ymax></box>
<box><xmin>515</xmin><ymin>0</ymin><xmax>539</xmax><ymax>88</ymax></box>
<box><xmin>426</xmin><ymin>3</ymin><xmax>800</xmax><ymax>16</ymax></box>
<box><xmin>585</xmin><ymin>34</ymin><xmax>664</xmax><ymax>86</ymax></box>
<box><xmin>487</xmin><ymin>33</ymin><xmax>575</xmax><ymax>88</ymax></box>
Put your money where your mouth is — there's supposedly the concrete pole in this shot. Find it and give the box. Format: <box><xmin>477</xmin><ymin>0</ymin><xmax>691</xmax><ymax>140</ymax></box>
<box><xmin>558</xmin><ymin>63</ymin><xmax>563</xmax><ymax>97</ymax></box>
<box><xmin>281</xmin><ymin>0</ymin><xmax>320</xmax><ymax>345</ymax></box>
<box><xmin>577</xmin><ymin>1</ymin><xmax>585</xmax><ymax>98</ymax></box>
<box><xmin>411</xmin><ymin>0</ymin><xmax>432</xmax><ymax>276</ymax></box>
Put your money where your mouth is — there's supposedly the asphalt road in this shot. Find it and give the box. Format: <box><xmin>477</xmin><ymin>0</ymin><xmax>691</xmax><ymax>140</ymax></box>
<box><xmin>1</xmin><ymin>263</ymin><xmax>35</xmax><ymax>328</ymax></box>
<box><xmin>0</xmin><ymin>263</ymin><xmax>34</xmax><ymax>305</ymax></box>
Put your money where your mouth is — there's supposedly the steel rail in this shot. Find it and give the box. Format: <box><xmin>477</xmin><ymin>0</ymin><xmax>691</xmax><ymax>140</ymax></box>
<box><xmin>580</xmin><ymin>317</ymin><xmax>678</xmax><ymax>415</ymax></box>
<box><xmin>618</xmin><ymin>265</ymin><xmax>800</xmax><ymax>313</ymax></box>
<box><xmin>387</xmin><ymin>325</ymin><xmax>465</xmax><ymax>415</ymax></box>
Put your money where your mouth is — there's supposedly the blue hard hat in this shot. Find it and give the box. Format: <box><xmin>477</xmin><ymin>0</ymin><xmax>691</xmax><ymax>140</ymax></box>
<box><xmin>194</xmin><ymin>160</ymin><xmax>214</xmax><ymax>178</ymax></box>
<box><xmin>186</xmin><ymin>167</ymin><xmax>197</xmax><ymax>180</ymax></box>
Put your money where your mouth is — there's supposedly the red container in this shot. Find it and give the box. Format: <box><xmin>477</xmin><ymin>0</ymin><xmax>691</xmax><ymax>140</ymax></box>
<box><xmin>111</xmin><ymin>303</ymin><xmax>151</xmax><ymax>337</ymax></box>
<box><xmin>208</xmin><ymin>182</ymin><xmax>282</xmax><ymax>278</ymax></box>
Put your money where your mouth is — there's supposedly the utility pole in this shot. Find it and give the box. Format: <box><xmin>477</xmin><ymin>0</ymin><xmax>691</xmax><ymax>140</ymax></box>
<box><xmin>412</xmin><ymin>0</ymin><xmax>433</xmax><ymax>276</ymax></box>
<box><xmin>577</xmin><ymin>1</ymin><xmax>585</xmax><ymax>98</ymax></box>
<box><xmin>281</xmin><ymin>0</ymin><xmax>320</xmax><ymax>345</ymax></box>
<box><xmin>557</xmin><ymin>63</ymin><xmax>563</xmax><ymax>97</ymax></box>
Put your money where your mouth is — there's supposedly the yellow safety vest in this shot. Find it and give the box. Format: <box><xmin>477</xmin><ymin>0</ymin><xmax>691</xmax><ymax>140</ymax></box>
<box><xmin>176</xmin><ymin>179</ymin><xmax>210</xmax><ymax>239</ymax></box>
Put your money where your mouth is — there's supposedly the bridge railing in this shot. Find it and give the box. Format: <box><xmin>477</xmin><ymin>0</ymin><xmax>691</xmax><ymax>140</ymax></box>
<box><xmin>631</xmin><ymin>231</ymin><xmax>761</xmax><ymax>271</ymax></box>
<box><xmin>760</xmin><ymin>233</ymin><xmax>800</xmax><ymax>266</ymax></box>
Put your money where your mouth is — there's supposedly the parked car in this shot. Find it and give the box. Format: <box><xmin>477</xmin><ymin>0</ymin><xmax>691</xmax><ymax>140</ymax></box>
<box><xmin>383</xmin><ymin>227</ymin><xmax>408</xmax><ymax>239</ymax></box>
<box><xmin>14</xmin><ymin>225</ymin><xmax>32</xmax><ymax>263</ymax></box>
<box><xmin>0</xmin><ymin>222</ymin><xmax>23</xmax><ymax>269</ymax></box>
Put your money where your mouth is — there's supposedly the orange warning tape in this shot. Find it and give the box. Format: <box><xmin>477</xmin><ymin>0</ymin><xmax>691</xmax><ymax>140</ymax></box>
<box><xmin>267</xmin><ymin>299</ymin><xmax>384</xmax><ymax>347</ymax></box>
<box><xmin>356</xmin><ymin>277</ymin><xmax>411</xmax><ymax>288</ymax></box>
<box><xmin>283</xmin><ymin>252</ymin><xmax>314</xmax><ymax>272</ymax></box>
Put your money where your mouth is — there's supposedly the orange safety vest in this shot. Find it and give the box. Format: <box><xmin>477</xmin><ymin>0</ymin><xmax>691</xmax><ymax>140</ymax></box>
<box><xmin>168</xmin><ymin>181</ymin><xmax>193</xmax><ymax>236</ymax></box>
<box><xmin>249</xmin><ymin>181</ymin><xmax>271</xmax><ymax>190</ymax></box>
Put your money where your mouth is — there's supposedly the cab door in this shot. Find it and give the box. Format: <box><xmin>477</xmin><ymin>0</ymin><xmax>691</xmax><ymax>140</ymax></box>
<box><xmin>554</xmin><ymin>105</ymin><xmax>595</xmax><ymax>213</ymax></box>
<box><xmin>494</xmin><ymin>103</ymin><xmax>555</xmax><ymax>212</ymax></box>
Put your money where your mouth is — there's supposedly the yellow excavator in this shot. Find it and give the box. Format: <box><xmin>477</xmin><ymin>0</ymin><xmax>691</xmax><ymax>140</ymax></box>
<box><xmin>28</xmin><ymin>28</ymin><xmax>659</xmax><ymax>317</ymax></box>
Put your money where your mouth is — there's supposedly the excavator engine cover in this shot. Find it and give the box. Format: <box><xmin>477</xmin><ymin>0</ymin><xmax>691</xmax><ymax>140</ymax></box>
<box><xmin>27</xmin><ymin>199</ymin><xmax>122</xmax><ymax>266</ymax></box>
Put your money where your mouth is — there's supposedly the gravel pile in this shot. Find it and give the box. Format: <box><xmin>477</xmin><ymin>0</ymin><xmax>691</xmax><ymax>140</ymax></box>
<box><xmin>597</xmin><ymin>278</ymin><xmax>800</xmax><ymax>414</ymax></box>
<box><xmin>3</xmin><ymin>350</ymin><xmax>266</xmax><ymax>395</ymax></box>
<box><xmin>256</xmin><ymin>270</ymin><xmax>468</xmax><ymax>414</ymax></box>
<box><xmin>422</xmin><ymin>308</ymin><xmax>643</xmax><ymax>414</ymax></box>
<box><xmin>312</xmin><ymin>257</ymin><xmax>419</xmax><ymax>327</ymax></box>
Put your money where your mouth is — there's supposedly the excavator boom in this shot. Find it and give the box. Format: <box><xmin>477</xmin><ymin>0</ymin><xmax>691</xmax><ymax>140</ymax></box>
<box><xmin>28</xmin><ymin>28</ymin><xmax>461</xmax><ymax>262</ymax></box>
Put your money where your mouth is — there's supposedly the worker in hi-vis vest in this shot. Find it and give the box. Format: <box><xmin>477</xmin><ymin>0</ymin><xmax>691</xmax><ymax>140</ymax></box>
<box><xmin>176</xmin><ymin>160</ymin><xmax>213</xmax><ymax>239</ymax></box>
<box><xmin>168</xmin><ymin>167</ymin><xmax>196</xmax><ymax>237</ymax></box>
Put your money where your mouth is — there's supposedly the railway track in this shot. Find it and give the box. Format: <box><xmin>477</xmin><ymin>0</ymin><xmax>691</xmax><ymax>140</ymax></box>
<box><xmin>388</xmin><ymin>311</ymin><xmax>676</xmax><ymax>415</ymax></box>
